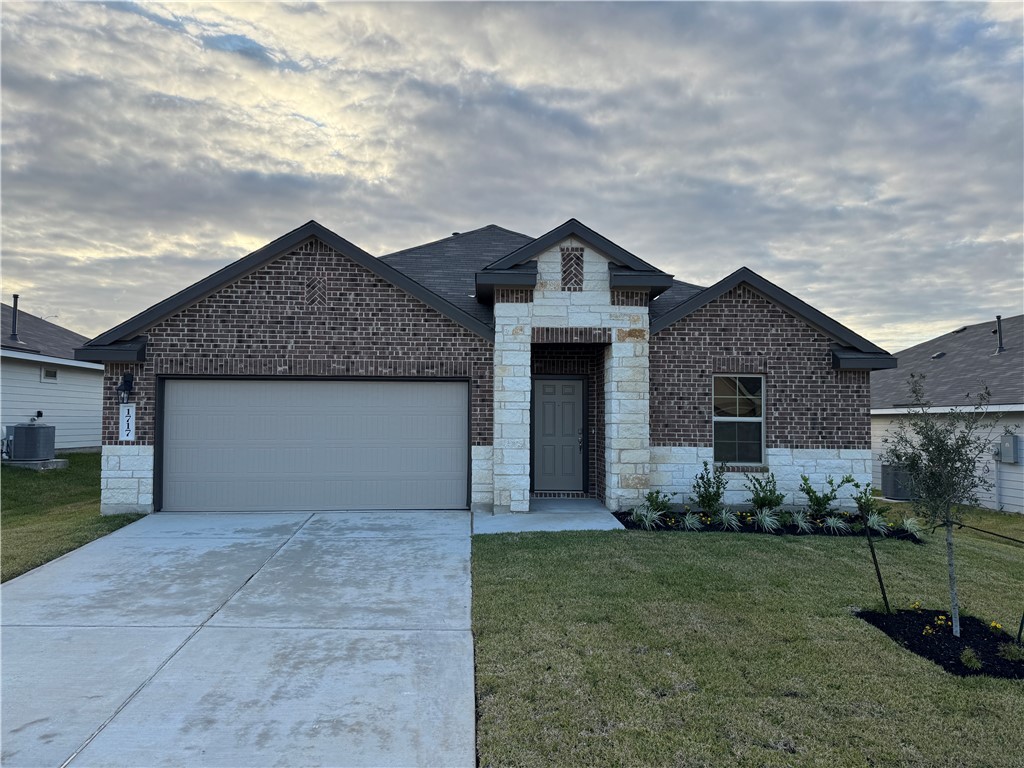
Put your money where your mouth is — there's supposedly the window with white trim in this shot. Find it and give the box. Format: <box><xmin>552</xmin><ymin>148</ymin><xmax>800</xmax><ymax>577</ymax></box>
<box><xmin>713</xmin><ymin>375</ymin><xmax>764</xmax><ymax>464</ymax></box>
<box><xmin>40</xmin><ymin>367</ymin><xmax>59</xmax><ymax>383</ymax></box>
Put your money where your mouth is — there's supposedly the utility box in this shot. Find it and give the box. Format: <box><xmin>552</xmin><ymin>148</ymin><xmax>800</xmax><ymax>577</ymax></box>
<box><xmin>999</xmin><ymin>434</ymin><xmax>1018</xmax><ymax>464</ymax></box>
<box><xmin>881</xmin><ymin>464</ymin><xmax>913</xmax><ymax>500</ymax></box>
<box><xmin>10</xmin><ymin>422</ymin><xmax>56</xmax><ymax>461</ymax></box>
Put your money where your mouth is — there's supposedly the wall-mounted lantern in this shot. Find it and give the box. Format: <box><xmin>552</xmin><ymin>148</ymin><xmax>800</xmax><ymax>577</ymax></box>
<box><xmin>116</xmin><ymin>372</ymin><xmax>134</xmax><ymax>404</ymax></box>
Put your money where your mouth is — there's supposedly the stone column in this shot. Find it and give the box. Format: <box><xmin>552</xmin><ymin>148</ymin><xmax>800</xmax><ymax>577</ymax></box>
<box><xmin>492</xmin><ymin>303</ymin><xmax>533</xmax><ymax>513</ymax></box>
<box><xmin>101</xmin><ymin>444</ymin><xmax>155</xmax><ymax>515</ymax></box>
<box><xmin>604</xmin><ymin>330</ymin><xmax>651</xmax><ymax>511</ymax></box>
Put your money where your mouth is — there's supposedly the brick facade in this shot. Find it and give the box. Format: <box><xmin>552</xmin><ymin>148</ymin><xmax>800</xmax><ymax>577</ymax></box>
<box><xmin>649</xmin><ymin>284</ymin><xmax>871</xmax><ymax>451</ymax></box>
<box><xmin>101</xmin><ymin>237</ymin><xmax>494</xmax><ymax>448</ymax></box>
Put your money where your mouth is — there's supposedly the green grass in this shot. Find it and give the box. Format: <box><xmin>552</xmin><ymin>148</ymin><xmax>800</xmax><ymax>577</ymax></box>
<box><xmin>1</xmin><ymin>453</ymin><xmax>143</xmax><ymax>582</ymax></box>
<box><xmin>473</xmin><ymin>508</ymin><xmax>1024</xmax><ymax>767</ymax></box>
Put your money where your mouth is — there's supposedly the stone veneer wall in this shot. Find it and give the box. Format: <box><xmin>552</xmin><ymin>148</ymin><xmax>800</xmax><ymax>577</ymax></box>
<box><xmin>649</xmin><ymin>283</ymin><xmax>872</xmax><ymax>502</ymax></box>
<box><xmin>492</xmin><ymin>237</ymin><xmax>650</xmax><ymax>512</ymax></box>
<box><xmin>100</xmin><ymin>237</ymin><xmax>494</xmax><ymax>514</ymax></box>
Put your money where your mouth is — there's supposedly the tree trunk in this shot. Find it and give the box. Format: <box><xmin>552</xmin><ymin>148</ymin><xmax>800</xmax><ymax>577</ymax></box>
<box><xmin>945</xmin><ymin>520</ymin><xmax>961</xmax><ymax>638</ymax></box>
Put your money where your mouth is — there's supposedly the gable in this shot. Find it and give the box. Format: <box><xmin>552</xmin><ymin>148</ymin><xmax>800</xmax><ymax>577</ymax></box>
<box><xmin>77</xmin><ymin>221</ymin><xmax>494</xmax><ymax>362</ymax></box>
<box><xmin>144</xmin><ymin>237</ymin><xmax>494</xmax><ymax>359</ymax></box>
<box><xmin>651</xmin><ymin>267</ymin><xmax>894</xmax><ymax>369</ymax></box>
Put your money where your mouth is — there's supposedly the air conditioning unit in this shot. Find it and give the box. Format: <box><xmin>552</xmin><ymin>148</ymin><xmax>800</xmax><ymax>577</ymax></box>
<box><xmin>881</xmin><ymin>464</ymin><xmax>913</xmax><ymax>501</ymax></box>
<box><xmin>9</xmin><ymin>422</ymin><xmax>56</xmax><ymax>461</ymax></box>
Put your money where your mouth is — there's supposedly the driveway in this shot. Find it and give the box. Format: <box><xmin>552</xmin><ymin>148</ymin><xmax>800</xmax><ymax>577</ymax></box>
<box><xmin>1</xmin><ymin>512</ymin><xmax>474</xmax><ymax>767</ymax></box>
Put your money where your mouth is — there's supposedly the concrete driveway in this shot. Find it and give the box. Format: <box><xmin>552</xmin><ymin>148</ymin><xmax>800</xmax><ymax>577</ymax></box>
<box><xmin>1</xmin><ymin>511</ymin><xmax>474</xmax><ymax>767</ymax></box>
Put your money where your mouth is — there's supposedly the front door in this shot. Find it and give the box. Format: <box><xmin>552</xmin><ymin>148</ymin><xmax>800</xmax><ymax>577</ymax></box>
<box><xmin>532</xmin><ymin>379</ymin><xmax>584</xmax><ymax>492</ymax></box>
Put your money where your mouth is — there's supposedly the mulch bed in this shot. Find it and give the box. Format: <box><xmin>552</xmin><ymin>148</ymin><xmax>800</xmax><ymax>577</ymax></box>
<box><xmin>611</xmin><ymin>510</ymin><xmax>921</xmax><ymax>542</ymax></box>
<box><xmin>858</xmin><ymin>609</ymin><xmax>1024</xmax><ymax>679</ymax></box>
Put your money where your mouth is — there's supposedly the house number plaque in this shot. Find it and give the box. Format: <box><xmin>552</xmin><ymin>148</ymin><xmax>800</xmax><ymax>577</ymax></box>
<box><xmin>119</xmin><ymin>403</ymin><xmax>136</xmax><ymax>441</ymax></box>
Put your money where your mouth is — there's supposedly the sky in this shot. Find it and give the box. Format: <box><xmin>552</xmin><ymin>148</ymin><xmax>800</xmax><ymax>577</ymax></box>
<box><xmin>1</xmin><ymin>1</ymin><xmax>1022</xmax><ymax>352</ymax></box>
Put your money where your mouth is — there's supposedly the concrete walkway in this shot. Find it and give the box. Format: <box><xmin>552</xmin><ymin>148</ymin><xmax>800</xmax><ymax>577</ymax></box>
<box><xmin>1</xmin><ymin>512</ymin><xmax>474</xmax><ymax>768</ymax></box>
<box><xmin>472</xmin><ymin>498</ymin><xmax>625</xmax><ymax>534</ymax></box>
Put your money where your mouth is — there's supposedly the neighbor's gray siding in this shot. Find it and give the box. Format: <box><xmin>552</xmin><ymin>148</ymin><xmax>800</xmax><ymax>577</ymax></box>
<box><xmin>1</xmin><ymin>357</ymin><xmax>102</xmax><ymax>449</ymax></box>
<box><xmin>871</xmin><ymin>411</ymin><xmax>1024</xmax><ymax>514</ymax></box>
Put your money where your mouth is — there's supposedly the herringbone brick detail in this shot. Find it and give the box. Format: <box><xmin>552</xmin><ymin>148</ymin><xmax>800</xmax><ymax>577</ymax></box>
<box><xmin>305</xmin><ymin>276</ymin><xmax>326</xmax><ymax>306</ymax></box>
<box><xmin>560</xmin><ymin>246</ymin><xmax>584</xmax><ymax>291</ymax></box>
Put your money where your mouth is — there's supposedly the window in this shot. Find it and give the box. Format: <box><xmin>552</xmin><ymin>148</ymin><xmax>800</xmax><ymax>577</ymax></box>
<box><xmin>713</xmin><ymin>375</ymin><xmax>764</xmax><ymax>464</ymax></box>
<box><xmin>40</xmin><ymin>367</ymin><xmax>59</xmax><ymax>383</ymax></box>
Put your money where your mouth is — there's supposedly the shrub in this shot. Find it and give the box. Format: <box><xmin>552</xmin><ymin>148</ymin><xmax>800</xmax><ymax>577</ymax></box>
<box><xmin>865</xmin><ymin>512</ymin><xmax>889</xmax><ymax>536</ymax></box>
<box><xmin>714</xmin><ymin>507</ymin><xmax>741</xmax><ymax>532</ymax></box>
<box><xmin>691</xmin><ymin>461</ymin><xmax>728</xmax><ymax>517</ymax></box>
<box><xmin>681</xmin><ymin>511</ymin><xmax>704</xmax><ymax>531</ymax></box>
<box><xmin>852</xmin><ymin>482</ymin><xmax>890</xmax><ymax>535</ymax></box>
<box><xmin>744</xmin><ymin>472</ymin><xmax>786</xmax><ymax>513</ymax></box>
<box><xmin>997</xmin><ymin>643</ymin><xmax>1024</xmax><ymax>662</ymax></box>
<box><xmin>789</xmin><ymin>509</ymin><xmax>814</xmax><ymax>534</ymax></box>
<box><xmin>753</xmin><ymin>508</ymin><xmax>782</xmax><ymax>533</ymax></box>
<box><xmin>823</xmin><ymin>515</ymin><xmax>852</xmax><ymax>535</ymax></box>
<box><xmin>900</xmin><ymin>516</ymin><xmax>924</xmax><ymax>539</ymax></box>
<box><xmin>630</xmin><ymin>504</ymin><xmax>664</xmax><ymax>531</ymax></box>
<box><xmin>642</xmin><ymin>490</ymin><xmax>675</xmax><ymax>515</ymax></box>
<box><xmin>798</xmin><ymin>474</ymin><xmax>855</xmax><ymax>518</ymax></box>
<box><xmin>959</xmin><ymin>648</ymin><xmax>982</xmax><ymax>671</ymax></box>
<box><xmin>629</xmin><ymin>490</ymin><xmax>676</xmax><ymax>531</ymax></box>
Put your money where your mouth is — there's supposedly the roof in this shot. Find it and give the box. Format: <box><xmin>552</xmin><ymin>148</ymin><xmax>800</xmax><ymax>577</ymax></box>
<box><xmin>2</xmin><ymin>302</ymin><xmax>89</xmax><ymax>360</ymax></box>
<box><xmin>378</xmin><ymin>225</ymin><xmax>534</xmax><ymax>326</ymax></box>
<box><xmin>76</xmin><ymin>219</ymin><xmax>890</xmax><ymax>367</ymax></box>
<box><xmin>871</xmin><ymin>314</ymin><xmax>1024</xmax><ymax>409</ymax></box>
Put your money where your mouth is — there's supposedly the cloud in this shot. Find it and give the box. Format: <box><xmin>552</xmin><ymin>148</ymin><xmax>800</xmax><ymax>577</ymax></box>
<box><xmin>1</xmin><ymin>1</ymin><xmax>1021</xmax><ymax>352</ymax></box>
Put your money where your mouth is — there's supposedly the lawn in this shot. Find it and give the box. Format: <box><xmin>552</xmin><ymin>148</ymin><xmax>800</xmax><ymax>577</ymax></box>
<box><xmin>473</xmin><ymin>508</ymin><xmax>1024</xmax><ymax>768</ymax></box>
<box><xmin>1</xmin><ymin>453</ymin><xmax>143</xmax><ymax>582</ymax></box>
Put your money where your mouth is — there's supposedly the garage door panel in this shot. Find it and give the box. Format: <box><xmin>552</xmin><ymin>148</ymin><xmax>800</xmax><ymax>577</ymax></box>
<box><xmin>162</xmin><ymin>380</ymin><xmax>468</xmax><ymax>511</ymax></box>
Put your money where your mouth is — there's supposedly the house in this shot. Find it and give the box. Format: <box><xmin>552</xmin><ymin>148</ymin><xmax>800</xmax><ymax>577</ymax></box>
<box><xmin>75</xmin><ymin>219</ymin><xmax>895</xmax><ymax>515</ymax></box>
<box><xmin>2</xmin><ymin>298</ymin><xmax>104</xmax><ymax>451</ymax></box>
<box><xmin>871</xmin><ymin>314</ymin><xmax>1024</xmax><ymax>514</ymax></box>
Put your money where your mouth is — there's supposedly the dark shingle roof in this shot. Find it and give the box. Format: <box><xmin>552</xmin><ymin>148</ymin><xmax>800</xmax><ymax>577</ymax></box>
<box><xmin>379</xmin><ymin>225</ymin><xmax>534</xmax><ymax>326</ymax></box>
<box><xmin>380</xmin><ymin>224</ymin><xmax>707</xmax><ymax>327</ymax></box>
<box><xmin>649</xmin><ymin>279</ymin><xmax>706</xmax><ymax>322</ymax></box>
<box><xmin>2</xmin><ymin>303</ymin><xmax>90</xmax><ymax>360</ymax></box>
<box><xmin>871</xmin><ymin>314</ymin><xmax>1024</xmax><ymax>408</ymax></box>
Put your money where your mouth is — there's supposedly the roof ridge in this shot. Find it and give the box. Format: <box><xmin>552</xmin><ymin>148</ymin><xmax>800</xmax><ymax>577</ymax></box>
<box><xmin>379</xmin><ymin>224</ymin><xmax>533</xmax><ymax>261</ymax></box>
<box><xmin>892</xmin><ymin>313</ymin><xmax>1023</xmax><ymax>356</ymax></box>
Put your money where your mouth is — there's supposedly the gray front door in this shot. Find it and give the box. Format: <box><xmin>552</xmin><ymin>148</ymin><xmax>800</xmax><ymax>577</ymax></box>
<box><xmin>532</xmin><ymin>379</ymin><xmax>584</xmax><ymax>492</ymax></box>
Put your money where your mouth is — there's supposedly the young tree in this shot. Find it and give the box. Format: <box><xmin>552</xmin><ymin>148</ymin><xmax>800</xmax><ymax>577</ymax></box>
<box><xmin>881</xmin><ymin>374</ymin><xmax>1001</xmax><ymax>637</ymax></box>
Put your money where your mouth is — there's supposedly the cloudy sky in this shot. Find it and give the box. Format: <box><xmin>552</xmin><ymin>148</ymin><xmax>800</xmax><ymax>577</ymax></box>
<box><xmin>2</xmin><ymin>1</ymin><xmax>1021</xmax><ymax>352</ymax></box>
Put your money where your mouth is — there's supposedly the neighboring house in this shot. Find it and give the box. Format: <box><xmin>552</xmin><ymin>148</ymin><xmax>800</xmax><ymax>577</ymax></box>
<box><xmin>2</xmin><ymin>299</ymin><xmax>104</xmax><ymax>451</ymax></box>
<box><xmin>76</xmin><ymin>219</ymin><xmax>895</xmax><ymax>515</ymax></box>
<box><xmin>871</xmin><ymin>315</ymin><xmax>1024</xmax><ymax>514</ymax></box>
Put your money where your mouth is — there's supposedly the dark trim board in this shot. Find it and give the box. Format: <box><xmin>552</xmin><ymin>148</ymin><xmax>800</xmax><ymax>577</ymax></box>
<box><xmin>154</xmin><ymin>374</ymin><xmax>474</xmax><ymax>512</ymax></box>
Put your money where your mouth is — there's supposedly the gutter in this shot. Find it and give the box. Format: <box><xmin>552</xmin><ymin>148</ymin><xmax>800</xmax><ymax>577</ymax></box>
<box><xmin>871</xmin><ymin>404</ymin><xmax>1024</xmax><ymax>416</ymax></box>
<box><xmin>1</xmin><ymin>348</ymin><xmax>104</xmax><ymax>371</ymax></box>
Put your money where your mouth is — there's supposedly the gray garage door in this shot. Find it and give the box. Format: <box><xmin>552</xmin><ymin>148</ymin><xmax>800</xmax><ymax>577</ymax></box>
<box><xmin>162</xmin><ymin>380</ymin><xmax>468</xmax><ymax>512</ymax></box>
